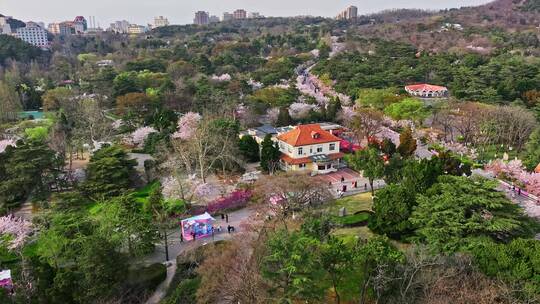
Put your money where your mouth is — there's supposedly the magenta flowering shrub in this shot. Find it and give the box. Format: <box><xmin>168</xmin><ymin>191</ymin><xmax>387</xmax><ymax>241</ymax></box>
<box><xmin>206</xmin><ymin>190</ymin><xmax>252</xmax><ymax>213</ymax></box>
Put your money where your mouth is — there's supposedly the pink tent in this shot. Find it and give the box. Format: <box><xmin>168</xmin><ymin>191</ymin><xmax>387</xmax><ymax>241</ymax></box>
<box><xmin>181</xmin><ymin>212</ymin><xmax>216</xmax><ymax>241</ymax></box>
<box><xmin>0</xmin><ymin>270</ymin><xmax>13</xmax><ymax>292</ymax></box>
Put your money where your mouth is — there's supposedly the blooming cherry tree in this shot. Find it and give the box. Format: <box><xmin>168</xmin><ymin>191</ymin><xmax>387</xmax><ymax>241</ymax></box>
<box><xmin>161</xmin><ymin>176</ymin><xmax>220</xmax><ymax>203</ymax></box>
<box><xmin>525</xmin><ymin>174</ymin><xmax>540</xmax><ymax>197</ymax></box>
<box><xmin>0</xmin><ymin>215</ymin><xmax>32</xmax><ymax>251</ymax></box>
<box><xmin>132</xmin><ymin>126</ymin><xmax>157</xmax><ymax>146</ymax></box>
<box><xmin>193</xmin><ymin>182</ymin><xmax>216</xmax><ymax>199</ymax></box>
<box><xmin>211</xmin><ymin>74</ymin><xmax>232</xmax><ymax>82</ymax></box>
<box><xmin>267</xmin><ymin>107</ymin><xmax>280</xmax><ymax>125</ymax></box>
<box><xmin>172</xmin><ymin>112</ymin><xmax>201</xmax><ymax>140</ymax></box>
<box><xmin>485</xmin><ymin>159</ymin><xmax>527</xmax><ymax>180</ymax></box>
<box><xmin>289</xmin><ymin>102</ymin><xmax>317</xmax><ymax>120</ymax></box>
<box><xmin>0</xmin><ymin>139</ymin><xmax>16</xmax><ymax>154</ymax></box>
<box><xmin>337</xmin><ymin>107</ymin><xmax>356</xmax><ymax>125</ymax></box>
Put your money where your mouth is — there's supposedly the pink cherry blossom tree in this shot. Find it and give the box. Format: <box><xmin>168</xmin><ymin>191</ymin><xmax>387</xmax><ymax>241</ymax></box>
<box><xmin>0</xmin><ymin>215</ymin><xmax>32</xmax><ymax>251</ymax></box>
<box><xmin>172</xmin><ymin>112</ymin><xmax>201</xmax><ymax>140</ymax></box>
<box><xmin>289</xmin><ymin>102</ymin><xmax>317</xmax><ymax>120</ymax></box>
<box><xmin>131</xmin><ymin>126</ymin><xmax>157</xmax><ymax>146</ymax></box>
<box><xmin>211</xmin><ymin>74</ymin><xmax>232</xmax><ymax>82</ymax></box>
<box><xmin>0</xmin><ymin>139</ymin><xmax>16</xmax><ymax>154</ymax></box>
<box><xmin>161</xmin><ymin>176</ymin><xmax>221</xmax><ymax>203</ymax></box>
<box><xmin>267</xmin><ymin>107</ymin><xmax>280</xmax><ymax>125</ymax></box>
<box><xmin>337</xmin><ymin>106</ymin><xmax>356</xmax><ymax>125</ymax></box>
<box><xmin>525</xmin><ymin>174</ymin><xmax>540</xmax><ymax>197</ymax></box>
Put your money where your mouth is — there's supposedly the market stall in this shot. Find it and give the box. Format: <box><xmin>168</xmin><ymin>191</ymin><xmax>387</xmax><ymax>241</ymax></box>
<box><xmin>0</xmin><ymin>269</ymin><xmax>13</xmax><ymax>294</ymax></box>
<box><xmin>181</xmin><ymin>212</ymin><xmax>216</xmax><ymax>241</ymax></box>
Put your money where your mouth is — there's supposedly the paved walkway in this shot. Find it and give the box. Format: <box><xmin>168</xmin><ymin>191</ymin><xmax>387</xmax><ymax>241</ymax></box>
<box><xmin>472</xmin><ymin>169</ymin><xmax>540</xmax><ymax>219</ymax></box>
<box><xmin>142</xmin><ymin>207</ymin><xmax>256</xmax><ymax>304</ymax></box>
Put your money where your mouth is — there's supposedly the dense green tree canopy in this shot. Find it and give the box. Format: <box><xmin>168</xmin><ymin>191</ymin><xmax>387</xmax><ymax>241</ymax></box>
<box><xmin>81</xmin><ymin>145</ymin><xmax>137</xmax><ymax>199</ymax></box>
<box><xmin>410</xmin><ymin>176</ymin><xmax>532</xmax><ymax>252</ymax></box>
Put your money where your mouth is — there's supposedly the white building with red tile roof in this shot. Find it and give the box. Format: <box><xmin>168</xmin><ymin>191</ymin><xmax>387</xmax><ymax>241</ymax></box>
<box><xmin>276</xmin><ymin>124</ymin><xmax>344</xmax><ymax>174</ymax></box>
<box><xmin>405</xmin><ymin>83</ymin><xmax>448</xmax><ymax>98</ymax></box>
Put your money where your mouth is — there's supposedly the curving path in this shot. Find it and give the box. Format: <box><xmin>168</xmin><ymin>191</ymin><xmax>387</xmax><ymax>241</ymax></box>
<box><xmin>143</xmin><ymin>207</ymin><xmax>256</xmax><ymax>304</ymax></box>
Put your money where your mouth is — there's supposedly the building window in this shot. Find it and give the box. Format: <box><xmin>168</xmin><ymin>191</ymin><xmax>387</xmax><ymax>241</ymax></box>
<box><xmin>329</xmin><ymin>143</ymin><xmax>336</xmax><ymax>151</ymax></box>
<box><xmin>318</xmin><ymin>165</ymin><xmax>326</xmax><ymax>170</ymax></box>
<box><xmin>299</xmin><ymin>163</ymin><xmax>306</xmax><ymax>169</ymax></box>
<box><xmin>298</xmin><ymin>147</ymin><xmax>303</xmax><ymax>155</ymax></box>
<box><xmin>317</xmin><ymin>146</ymin><xmax>323</xmax><ymax>153</ymax></box>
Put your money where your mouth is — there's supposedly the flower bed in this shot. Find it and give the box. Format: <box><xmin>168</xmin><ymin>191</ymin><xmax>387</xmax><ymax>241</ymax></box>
<box><xmin>205</xmin><ymin>190</ymin><xmax>252</xmax><ymax>214</ymax></box>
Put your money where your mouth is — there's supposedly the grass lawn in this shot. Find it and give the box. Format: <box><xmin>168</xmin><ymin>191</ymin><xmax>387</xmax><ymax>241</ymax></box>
<box><xmin>326</xmin><ymin>192</ymin><xmax>374</xmax><ymax>216</ymax></box>
<box><xmin>332</xmin><ymin>227</ymin><xmax>374</xmax><ymax>244</ymax></box>
<box><xmin>332</xmin><ymin>212</ymin><xmax>371</xmax><ymax>226</ymax></box>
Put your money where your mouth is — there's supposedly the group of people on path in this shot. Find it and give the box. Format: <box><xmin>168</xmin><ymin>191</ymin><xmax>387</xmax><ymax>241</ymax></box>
<box><xmin>508</xmin><ymin>184</ymin><xmax>540</xmax><ymax>205</ymax></box>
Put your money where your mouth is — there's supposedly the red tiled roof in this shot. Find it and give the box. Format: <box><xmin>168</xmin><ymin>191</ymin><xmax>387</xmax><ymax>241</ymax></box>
<box><xmin>277</xmin><ymin>124</ymin><xmax>341</xmax><ymax>147</ymax></box>
<box><xmin>280</xmin><ymin>152</ymin><xmax>345</xmax><ymax>165</ymax></box>
<box><xmin>405</xmin><ymin>83</ymin><xmax>448</xmax><ymax>92</ymax></box>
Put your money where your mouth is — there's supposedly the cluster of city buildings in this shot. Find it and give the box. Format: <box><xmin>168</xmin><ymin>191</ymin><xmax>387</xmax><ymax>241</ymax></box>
<box><xmin>194</xmin><ymin>9</ymin><xmax>263</xmax><ymax>25</ymax></box>
<box><xmin>0</xmin><ymin>16</ymin><xmax>49</xmax><ymax>49</ymax></box>
<box><xmin>336</xmin><ymin>6</ymin><xmax>358</xmax><ymax>20</ymax></box>
<box><xmin>0</xmin><ymin>14</ymin><xmax>174</xmax><ymax>49</ymax></box>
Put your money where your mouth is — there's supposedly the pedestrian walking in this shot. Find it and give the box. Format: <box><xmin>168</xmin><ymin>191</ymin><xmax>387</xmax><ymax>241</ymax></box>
<box><xmin>221</xmin><ymin>213</ymin><xmax>225</xmax><ymax>220</ymax></box>
<box><xmin>180</xmin><ymin>232</ymin><xmax>183</xmax><ymax>243</ymax></box>
<box><xmin>227</xmin><ymin>225</ymin><xmax>232</xmax><ymax>233</ymax></box>
<box><xmin>364</xmin><ymin>183</ymin><xmax>367</xmax><ymax>191</ymax></box>
<box><xmin>211</xmin><ymin>227</ymin><xmax>215</xmax><ymax>240</ymax></box>
<box><xmin>225</xmin><ymin>214</ymin><xmax>229</xmax><ymax>223</ymax></box>
<box><xmin>518</xmin><ymin>188</ymin><xmax>522</xmax><ymax>196</ymax></box>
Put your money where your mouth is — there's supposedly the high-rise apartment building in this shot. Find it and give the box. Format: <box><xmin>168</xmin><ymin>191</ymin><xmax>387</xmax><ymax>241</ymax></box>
<box><xmin>248</xmin><ymin>12</ymin><xmax>262</xmax><ymax>19</ymax></box>
<box><xmin>108</xmin><ymin>20</ymin><xmax>130</xmax><ymax>33</ymax></box>
<box><xmin>127</xmin><ymin>24</ymin><xmax>148</xmax><ymax>34</ymax></box>
<box><xmin>209</xmin><ymin>15</ymin><xmax>220</xmax><ymax>23</ymax></box>
<box><xmin>47</xmin><ymin>23</ymin><xmax>60</xmax><ymax>34</ymax></box>
<box><xmin>222</xmin><ymin>12</ymin><xmax>233</xmax><ymax>22</ymax></box>
<box><xmin>194</xmin><ymin>11</ymin><xmax>210</xmax><ymax>25</ymax></box>
<box><xmin>47</xmin><ymin>16</ymin><xmax>87</xmax><ymax>35</ymax></box>
<box><xmin>233</xmin><ymin>9</ymin><xmax>247</xmax><ymax>20</ymax></box>
<box><xmin>0</xmin><ymin>16</ymin><xmax>12</xmax><ymax>34</ymax></box>
<box><xmin>336</xmin><ymin>5</ymin><xmax>358</xmax><ymax>20</ymax></box>
<box><xmin>154</xmin><ymin>16</ymin><xmax>169</xmax><ymax>28</ymax></box>
<box><xmin>15</xmin><ymin>22</ymin><xmax>48</xmax><ymax>49</ymax></box>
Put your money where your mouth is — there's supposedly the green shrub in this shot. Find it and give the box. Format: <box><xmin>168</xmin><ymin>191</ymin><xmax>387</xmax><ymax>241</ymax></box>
<box><xmin>126</xmin><ymin>263</ymin><xmax>167</xmax><ymax>293</ymax></box>
<box><xmin>162</xmin><ymin>277</ymin><xmax>201</xmax><ymax>304</ymax></box>
<box><xmin>24</xmin><ymin>126</ymin><xmax>49</xmax><ymax>141</ymax></box>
